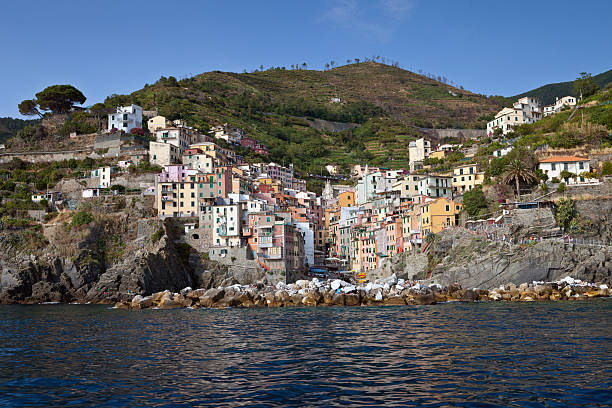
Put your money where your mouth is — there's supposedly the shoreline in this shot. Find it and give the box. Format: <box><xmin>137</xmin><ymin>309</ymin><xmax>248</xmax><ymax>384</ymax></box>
<box><xmin>111</xmin><ymin>276</ymin><xmax>610</xmax><ymax>310</ymax></box>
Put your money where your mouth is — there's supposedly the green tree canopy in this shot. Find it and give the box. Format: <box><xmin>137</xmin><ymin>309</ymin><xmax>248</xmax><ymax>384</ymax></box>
<box><xmin>462</xmin><ymin>186</ymin><xmax>489</xmax><ymax>217</ymax></box>
<box><xmin>18</xmin><ymin>99</ymin><xmax>42</xmax><ymax>118</ymax></box>
<box><xmin>573</xmin><ymin>72</ymin><xmax>599</xmax><ymax>99</ymax></box>
<box><xmin>502</xmin><ymin>159</ymin><xmax>536</xmax><ymax>200</ymax></box>
<box><xmin>35</xmin><ymin>85</ymin><xmax>86</xmax><ymax>114</ymax></box>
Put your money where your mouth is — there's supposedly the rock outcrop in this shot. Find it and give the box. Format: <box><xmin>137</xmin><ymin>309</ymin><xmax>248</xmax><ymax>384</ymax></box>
<box><xmin>0</xmin><ymin>235</ymin><xmax>193</xmax><ymax>304</ymax></box>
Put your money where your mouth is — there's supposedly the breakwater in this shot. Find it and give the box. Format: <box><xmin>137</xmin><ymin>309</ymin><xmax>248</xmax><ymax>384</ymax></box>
<box><xmin>116</xmin><ymin>275</ymin><xmax>610</xmax><ymax>310</ymax></box>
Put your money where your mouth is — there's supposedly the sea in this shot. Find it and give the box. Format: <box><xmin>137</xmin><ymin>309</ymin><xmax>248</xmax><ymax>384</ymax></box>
<box><xmin>0</xmin><ymin>300</ymin><xmax>610</xmax><ymax>407</ymax></box>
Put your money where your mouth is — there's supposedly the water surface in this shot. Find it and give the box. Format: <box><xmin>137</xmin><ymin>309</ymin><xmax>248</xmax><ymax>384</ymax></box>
<box><xmin>0</xmin><ymin>301</ymin><xmax>610</xmax><ymax>407</ymax></box>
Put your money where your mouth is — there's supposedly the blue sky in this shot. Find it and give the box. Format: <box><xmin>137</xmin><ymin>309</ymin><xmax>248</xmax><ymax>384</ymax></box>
<box><xmin>1</xmin><ymin>0</ymin><xmax>610</xmax><ymax>117</ymax></box>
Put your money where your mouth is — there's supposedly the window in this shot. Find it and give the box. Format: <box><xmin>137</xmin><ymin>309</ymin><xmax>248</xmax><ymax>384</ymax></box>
<box><xmin>445</xmin><ymin>205</ymin><xmax>450</xmax><ymax>212</ymax></box>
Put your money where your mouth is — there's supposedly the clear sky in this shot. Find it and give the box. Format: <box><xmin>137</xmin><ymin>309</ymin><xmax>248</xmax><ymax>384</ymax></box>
<box><xmin>1</xmin><ymin>0</ymin><xmax>610</xmax><ymax>117</ymax></box>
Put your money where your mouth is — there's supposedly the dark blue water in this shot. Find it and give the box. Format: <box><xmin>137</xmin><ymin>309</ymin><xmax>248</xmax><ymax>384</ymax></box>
<box><xmin>0</xmin><ymin>301</ymin><xmax>611</xmax><ymax>407</ymax></box>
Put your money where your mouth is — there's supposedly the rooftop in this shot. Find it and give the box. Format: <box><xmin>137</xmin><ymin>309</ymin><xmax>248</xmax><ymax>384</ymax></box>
<box><xmin>539</xmin><ymin>156</ymin><xmax>589</xmax><ymax>163</ymax></box>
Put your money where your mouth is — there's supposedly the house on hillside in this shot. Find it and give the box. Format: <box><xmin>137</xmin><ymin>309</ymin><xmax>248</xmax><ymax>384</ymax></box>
<box><xmin>108</xmin><ymin>105</ymin><xmax>143</xmax><ymax>133</ymax></box>
<box><xmin>408</xmin><ymin>138</ymin><xmax>431</xmax><ymax>168</ymax></box>
<box><xmin>452</xmin><ymin>164</ymin><xmax>485</xmax><ymax>194</ymax></box>
<box><xmin>538</xmin><ymin>156</ymin><xmax>596</xmax><ymax>185</ymax></box>
<box><xmin>487</xmin><ymin>97</ymin><xmax>541</xmax><ymax>136</ymax></box>
<box><xmin>543</xmin><ymin>96</ymin><xmax>577</xmax><ymax>117</ymax></box>
<box><xmin>91</xmin><ymin>166</ymin><xmax>113</xmax><ymax>188</ymax></box>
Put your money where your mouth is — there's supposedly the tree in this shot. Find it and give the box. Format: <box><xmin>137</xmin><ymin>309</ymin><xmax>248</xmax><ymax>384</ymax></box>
<box><xmin>573</xmin><ymin>72</ymin><xmax>599</xmax><ymax>99</ymax></box>
<box><xmin>325</xmin><ymin>63</ymin><xmax>330</xmax><ymax>70</ymax></box>
<box><xmin>35</xmin><ymin>85</ymin><xmax>86</xmax><ymax>114</ymax></box>
<box><xmin>555</xmin><ymin>198</ymin><xmax>574</xmax><ymax>230</ymax></box>
<box><xmin>502</xmin><ymin>159</ymin><xmax>536</xmax><ymax>200</ymax></box>
<box><xmin>330</xmin><ymin>60</ymin><xmax>335</xmax><ymax>68</ymax></box>
<box><xmin>89</xmin><ymin>103</ymin><xmax>109</xmax><ymax>130</ymax></box>
<box><xmin>463</xmin><ymin>186</ymin><xmax>489</xmax><ymax>217</ymax></box>
<box><xmin>18</xmin><ymin>99</ymin><xmax>43</xmax><ymax>118</ymax></box>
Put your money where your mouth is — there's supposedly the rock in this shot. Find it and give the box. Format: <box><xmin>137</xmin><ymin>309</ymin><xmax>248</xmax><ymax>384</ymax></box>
<box><xmin>302</xmin><ymin>294</ymin><xmax>318</xmax><ymax>307</ymax></box>
<box><xmin>114</xmin><ymin>301</ymin><xmax>131</xmax><ymax>310</ymax></box>
<box><xmin>345</xmin><ymin>293</ymin><xmax>360</xmax><ymax>306</ymax></box>
<box><xmin>198</xmin><ymin>288</ymin><xmax>225</xmax><ymax>307</ymax></box>
<box><xmin>519</xmin><ymin>283</ymin><xmax>529</xmax><ymax>292</ymax></box>
<box><xmin>158</xmin><ymin>296</ymin><xmax>183</xmax><ymax>309</ymax></box>
<box><xmin>460</xmin><ymin>289</ymin><xmax>479</xmax><ymax>302</ymax></box>
<box><xmin>342</xmin><ymin>285</ymin><xmax>356</xmax><ymax>293</ymax></box>
<box><xmin>179</xmin><ymin>287</ymin><xmax>192</xmax><ymax>296</ymax></box>
<box><xmin>331</xmin><ymin>293</ymin><xmax>346</xmax><ymax>306</ymax></box>
<box><xmin>410</xmin><ymin>293</ymin><xmax>436</xmax><ymax>305</ymax></box>
<box><xmin>131</xmin><ymin>295</ymin><xmax>153</xmax><ymax>309</ymax></box>
<box><xmin>383</xmin><ymin>296</ymin><xmax>406</xmax><ymax>306</ymax></box>
<box><xmin>330</xmin><ymin>280</ymin><xmax>342</xmax><ymax>291</ymax></box>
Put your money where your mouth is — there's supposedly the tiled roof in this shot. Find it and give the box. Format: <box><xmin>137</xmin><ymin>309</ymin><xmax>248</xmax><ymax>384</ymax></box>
<box><xmin>539</xmin><ymin>156</ymin><xmax>589</xmax><ymax>163</ymax></box>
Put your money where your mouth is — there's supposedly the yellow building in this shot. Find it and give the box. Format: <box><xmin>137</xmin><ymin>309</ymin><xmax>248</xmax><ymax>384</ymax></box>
<box><xmin>337</xmin><ymin>191</ymin><xmax>355</xmax><ymax>208</ymax></box>
<box><xmin>147</xmin><ymin>115</ymin><xmax>172</xmax><ymax>133</ymax></box>
<box><xmin>419</xmin><ymin>197</ymin><xmax>462</xmax><ymax>235</ymax></box>
<box><xmin>452</xmin><ymin>164</ymin><xmax>485</xmax><ymax>194</ymax></box>
<box><xmin>157</xmin><ymin>176</ymin><xmax>201</xmax><ymax>217</ymax></box>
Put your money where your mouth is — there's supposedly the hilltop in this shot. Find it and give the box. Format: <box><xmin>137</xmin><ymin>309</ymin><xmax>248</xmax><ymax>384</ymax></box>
<box><xmin>510</xmin><ymin>68</ymin><xmax>612</xmax><ymax>105</ymax></box>
<box><xmin>102</xmin><ymin>62</ymin><xmax>502</xmax><ymax>173</ymax></box>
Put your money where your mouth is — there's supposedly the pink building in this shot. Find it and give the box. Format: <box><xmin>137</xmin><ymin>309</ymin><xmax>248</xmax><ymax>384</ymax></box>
<box><xmin>158</xmin><ymin>165</ymin><xmax>199</xmax><ymax>183</ymax></box>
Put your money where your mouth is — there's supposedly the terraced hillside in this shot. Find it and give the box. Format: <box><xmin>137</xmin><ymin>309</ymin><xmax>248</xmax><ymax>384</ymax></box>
<box><xmin>102</xmin><ymin>62</ymin><xmax>502</xmax><ymax>174</ymax></box>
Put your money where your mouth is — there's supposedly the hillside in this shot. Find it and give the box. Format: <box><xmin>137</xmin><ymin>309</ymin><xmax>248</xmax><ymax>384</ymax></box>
<box><xmin>0</xmin><ymin>117</ymin><xmax>40</xmax><ymax>144</ymax></box>
<box><xmin>103</xmin><ymin>62</ymin><xmax>502</xmax><ymax>173</ymax></box>
<box><xmin>510</xmin><ymin>68</ymin><xmax>612</xmax><ymax>105</ymax></box>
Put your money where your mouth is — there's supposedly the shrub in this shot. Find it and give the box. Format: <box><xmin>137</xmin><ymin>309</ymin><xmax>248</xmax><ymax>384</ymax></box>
<box><xmin>151</xmin><ymin>228</ymin><xmax>163</xmax><ymax>243</ymax></box>
<box><xmin>602</xmin><ymin>161</ymin><xmax>612</xmax><ymax>176</ymax></box>
<box><xmin>71</xmin><ymin>211</ymin><xmax>93</xmax><ymax>227</ymax></box>
<box><xmin>557</xmin><ymin>182</ymin><xmax>566</xmax><ymax>193</ymax></box>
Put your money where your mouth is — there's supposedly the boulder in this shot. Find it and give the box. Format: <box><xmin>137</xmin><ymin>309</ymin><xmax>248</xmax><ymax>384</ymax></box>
<box><xmin>114</xmin><ymin>301</ymin><xmax>131</xmax><ymax>310</ymax></box>
<box><xmin>198</xmin><ymin>288</ymin><xmax>225</xmax><ymax>307</ymax></box>
<box><xmin>131</xmin><ymin>295</ymin><xmax>153</xmax><ymax>309</ymax></box>
<box><xmin>344</xmin><ymin>293</ymin><xmax>360</xmax><ymax>306</ymax></box>
<box><xmin>383</xmin><ymin>296</ymin><xmax>406</xmax><ymax>306</ymax></box>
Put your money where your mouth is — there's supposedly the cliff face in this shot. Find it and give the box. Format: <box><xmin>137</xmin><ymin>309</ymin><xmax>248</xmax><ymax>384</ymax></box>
<box><xmin>0</xmin><ymin>235</ymin><xmax>194</xmax><ymax>304</ymax></box>
<box><xmin>375</xmin><ymin>230</ymin><xmax>612</xmax><ymax>289</ymax></box>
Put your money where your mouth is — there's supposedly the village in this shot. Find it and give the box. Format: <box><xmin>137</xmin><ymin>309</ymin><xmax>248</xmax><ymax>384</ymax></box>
<box><xmin>12</xmin><ymin>89</ymin><xmax>610</xmax><ymax>286</ymax></box>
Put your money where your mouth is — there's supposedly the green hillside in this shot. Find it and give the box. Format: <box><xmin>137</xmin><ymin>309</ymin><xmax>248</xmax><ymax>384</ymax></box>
<box><xmin>101</xmin><ymin>62</ymin><xmax>501</xmax><ymax>174</ymax></box>
<box><xmin>510</xmin><ymin>69</ymin><xmax>612</xmax><ymax>105</ymax></box>
<box><xmin>0</xmin><ymin>117</ymin><xmax>40</xmax><ymax>144</ymax></box>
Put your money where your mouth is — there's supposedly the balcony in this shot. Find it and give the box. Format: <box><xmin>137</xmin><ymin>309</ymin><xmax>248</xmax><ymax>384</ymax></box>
<box><xmin>258</xmin><ymin>235</ymin><xmax>273</xmax><ymax>248</ymax></box>
<box><xmin>161</xmin><ymin>195</ymin><xmax>173</xmax><ymax>201</ymax></box>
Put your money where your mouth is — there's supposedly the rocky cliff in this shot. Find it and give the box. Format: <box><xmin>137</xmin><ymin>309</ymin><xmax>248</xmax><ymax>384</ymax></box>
<box><xmin>376</xmin><ymin>230</ymin><xmax>612</xmax><ymax>289</ymax></box>
<box><xmin>0</xmin><ymin>234</ymin><xmax>194</xmax><ymax>304</ymax></box>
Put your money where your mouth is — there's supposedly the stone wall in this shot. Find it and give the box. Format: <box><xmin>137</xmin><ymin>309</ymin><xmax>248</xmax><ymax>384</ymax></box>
<box><xmin>0</xmin><ymin>150</ymin><xmax>92</xmax><ymax>164</ymax></box>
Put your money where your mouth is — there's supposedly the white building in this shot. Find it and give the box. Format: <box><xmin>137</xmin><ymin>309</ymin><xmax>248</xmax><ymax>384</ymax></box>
<box><xmin>212</xmin><ymin>203</ymin><xmax>242</xmax><ymax>247</ymax></box>
<box><xmin>295</xmin><ymin>222</ymin><xmax>315</xmax><ymax>266</ymax></box>
<box><xmin>409</xmin><ymin>138</ymin><xmax>431</xmax><ymax>166</ymax></box>
<box><xmin>108</xmin><ymin>105</ymin><xmax>143</xmax><ymax>133</ymax></box>
<box><xmin>487</xmin><ymin>97</ymin><xmax>541</xmax><ymax>136</ymax></box>
<box><xmin>543</xmin><ymin>96</ymin><xmax>577</xmax><ymax>117</ymax></box>
<box><xmin>91</xmin><ymin>166</ymin><xmax>112</xmax><ymax>188</ymax></box>
<box><xmin>155</xmin><ymin>127</ymin><xmax>192</xmax><ymax>151</ymax></box>
<box><xmin>538</xmin><ymin>156</ymin><xmax>595</xmax><ymax>185</ymax></box>
<box><xmin>418</xmin><ymin>175</ymin><xmax>453</xmax><ymax>198</ymax></box>
<box><xmin>493</xmin><ymin>146</ymin><xmax>513</xmax><ymax>158</ymax></box>
<box><xmin>209</xmin><ymin>124</ymin><xmax>244</xmax><ymax>145</ymax></box>
<box><xmin>182</xmin><ymin>152</ymin><xmax>215</xmax><ymax>172</ymax></box>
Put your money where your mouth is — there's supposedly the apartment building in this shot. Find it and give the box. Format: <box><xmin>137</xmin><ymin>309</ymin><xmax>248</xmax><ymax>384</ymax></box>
<box><xmin>487</xmin><ymin>97</ymin><xmax>541</xmax><ymax>135</ymax></box>
<box><xmin>538</xmin><ymin>156</ymin><xmax>594</xmax><ymax>184</ymax></box>
<box><xmin>452</xmin><ymin>164</ymin><xmax>485</xmax><ymax>194</ymax></box>
<box><xmin>418</xmin><ymin>175</ymin><xmax>453</xmax><ymax>198</ymax></box>
<box><xmin>150</xmin><ymin>141</ymin><xmax>180</xmax><ymax>166</ymax></box>
<box><xmin>408</xmin><ymin>138</ymin><xmax>431</xmax><ymax>166</ymax></box>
